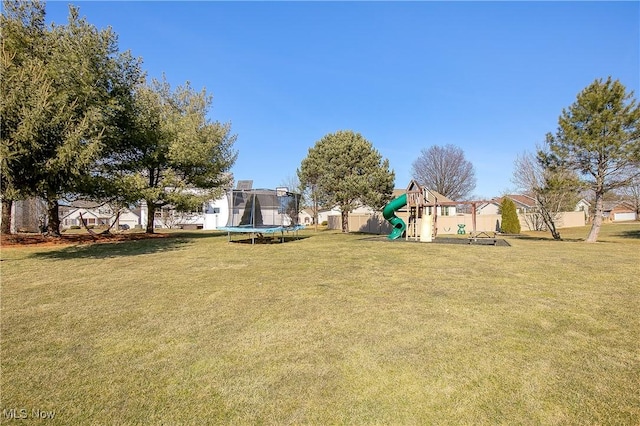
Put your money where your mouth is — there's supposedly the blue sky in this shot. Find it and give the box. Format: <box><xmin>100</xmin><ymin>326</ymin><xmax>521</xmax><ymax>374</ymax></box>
<box><xmin>44</xmin><ymin>1</ymin><xmax>639</xmax><ymax>198</ymax></box>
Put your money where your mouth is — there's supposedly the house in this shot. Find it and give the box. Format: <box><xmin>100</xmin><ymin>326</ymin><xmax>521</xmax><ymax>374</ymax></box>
<box><xmin>602</xmin><ymin>201</ymin><xmax>637</xmax><ymax>222</ymax></box>
<box><xmin>476</xmin><ymin>194</ymin><xmax>537</xmax><ymax>215</ymax></box>
<box><xmin>317</xmin><ymin>207</ymin><xmax>338</xmax><ymax>225</ymax></box>
<box><xmin>574</xmin><ymin>198</ymin><xmax>591</xmax><ymax>214</ymax></box>
<box><xmin>299</xmin><ymin>208</ymin><xmax>315</xmax><ymax>225</ymax></box>
<box><xmin>60</xmin><ymin>201</ymin><xmax>140</xmax><ymax>230</ymax></box>
<box><xmin>144</xmin><ymin>194</ymin><xmax>230</xmax><ymax>230</ymax></box>
<box><xmin>317</xmin><ymin>204</ymin><xmax>376</xmax><ymax>225</ymax></box>
<box><xmin>57</xmin><ymin>192</ymin><xmax>232</xmax><ymax>231</ymax></box>
<box><xmin>2</xmin><ymin>197</ymin><xmax>140</xmax><ymax>233</ymax></box>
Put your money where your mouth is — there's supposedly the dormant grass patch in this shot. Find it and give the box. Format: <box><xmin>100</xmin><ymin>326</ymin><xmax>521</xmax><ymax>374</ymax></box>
<box><xmin>1</xmin><ymin>223</ymin><xmax>638</xmax><ymax>424</ymax></box>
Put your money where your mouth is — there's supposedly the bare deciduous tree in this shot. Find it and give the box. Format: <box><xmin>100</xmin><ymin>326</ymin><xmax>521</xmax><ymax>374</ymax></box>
<box><xmin>619</xmin><ymin>176</ymin><xmax>640</xmax><ymax>219</ymax></box>
<box><xmin>512</xmin><ymin>149</ymin><xmax>582</xmax><ymax>240</ymax></box>
<box><xmin>411</xmin><ymin>145</ymin><xmax>476</xmax><ymax>201</ymax></box>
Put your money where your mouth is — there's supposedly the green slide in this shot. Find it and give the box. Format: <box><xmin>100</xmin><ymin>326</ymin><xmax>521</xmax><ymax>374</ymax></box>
<box><xmin>382</xmin><ymin>193</ymin><xmax>407</xmax><ymax>240</ymax></box>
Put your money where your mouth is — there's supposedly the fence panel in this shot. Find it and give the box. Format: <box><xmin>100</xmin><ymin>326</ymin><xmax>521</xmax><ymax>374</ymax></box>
<box><xmin>329</xmin><ymin>210</ymin><xmax>586</xmax><ymax>235</ymax></box>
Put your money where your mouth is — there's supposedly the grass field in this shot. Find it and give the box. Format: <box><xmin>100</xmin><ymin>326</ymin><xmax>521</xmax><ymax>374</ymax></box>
<box><xmin>1</xmin><ymin>223</ymin><xmax>639</xmax><ymax>424</ymax></box>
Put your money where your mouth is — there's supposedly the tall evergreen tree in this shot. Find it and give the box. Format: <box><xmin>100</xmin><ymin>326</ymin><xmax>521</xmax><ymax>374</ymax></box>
<box><xmin>117</xmin><ymin>77</ymin><xmax>237</xmax><ymax>233</ymax></box>
<box><xmin>1</xmin><ymin>0</ymin><xmax>48</xmax><ymax>233</ymax></box>
<box><xmin>546</xmin><ymin>77</ymin><xmax>640</xmax><ymax>242</ymax></box>
<box><xmin>499</xmin><ymin>197</ymin><xmax>521</xmax><ymax>234</ymax></box>
<box><xmin>0</xmin><ymin>2</ymin><xmax>142</xmax><ymax>235</ymax></box>
<box><xmin>298</xmin><ymin>130</ymin><xmax>395</xmax><ymax>232</ymax></box>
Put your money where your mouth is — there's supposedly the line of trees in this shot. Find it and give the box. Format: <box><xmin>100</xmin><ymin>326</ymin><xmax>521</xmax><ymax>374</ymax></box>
<box><xmin>1</xmin><ymin>1</ymin><xmax>237</xmax><ymax>235</ymax></box>
<box><xmin>513</xmin><ymin>77</ymin><xmax>639</xmax><ymax>242</ymax></box>
<box><xmin>295</xmin><ymin>135</ymin><xmax>480</xmax><ymax>233</ymax></box>
<box><xmin>4</xmin><ymin>4</ymin><xmax>636</xmax><ymax>243</ymax></box>
<box><xmin>296</xmin><ymin>78</ymin><xmax>637</xmax><ymax>242</ymax></box>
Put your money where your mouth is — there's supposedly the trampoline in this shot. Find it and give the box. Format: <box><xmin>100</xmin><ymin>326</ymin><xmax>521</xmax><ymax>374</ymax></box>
<box><xmin>218</xmin><ymin>188</ymin><xmax>304</xmax><ymax>244</ymax></box>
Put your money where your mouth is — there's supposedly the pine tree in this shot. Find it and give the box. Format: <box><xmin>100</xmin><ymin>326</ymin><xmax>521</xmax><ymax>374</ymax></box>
<box><xmin>546</xmin><ymin>77</ymin><xmax>639</xmax><ymax>242</ymax></box>
<box><xmin>116</xmin><ymin>78</ymin><xmax>237</xmax><ymax>233</ymax></box>
<box><xmin>1</xmin><ymin>2</ymin><xmax>142</xmax><ymax>235</ymax></box>
<box><xmin>500</xmin><ymin>198</ymin><xmax>521</xmax><ymax>234</ymax></box>
<box><xmin>298</xmin><ymin>130</ymin><xmax>395</xmax><ymax>232</ymax></box>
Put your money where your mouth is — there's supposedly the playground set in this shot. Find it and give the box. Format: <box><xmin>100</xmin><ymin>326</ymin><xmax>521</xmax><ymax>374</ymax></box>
<box><xmin>382</xmin><ymin>180</ymin><xmax>499</xmax><ymax>244</ymax></box>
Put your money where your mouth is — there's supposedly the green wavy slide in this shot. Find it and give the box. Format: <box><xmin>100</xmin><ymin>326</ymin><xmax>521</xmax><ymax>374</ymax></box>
<box><xmin>382</xmin><ymin>193</ymin><xmax>407</xmax><ymax>240</ymax></box>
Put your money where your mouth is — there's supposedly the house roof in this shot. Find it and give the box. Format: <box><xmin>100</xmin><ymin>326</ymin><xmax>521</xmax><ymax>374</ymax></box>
<box><xmin>59</xmin><ymin>201</ymin><xmax>123</xmax><ymax>221</ymax></box>
<box><xmin>491</xmin><ymin>194</ymin><xmax>537</xmax><ymax>209</ymax></box>
<box><xmin>426</xmin><ymin>189</ymin><xmax>454</xmax><ymax>203</ymax></box>
<box><xmin>60</xmin><ymin>209</ymin><xmax>101</xmax><ymax>221</ymax></box>
<box><xmin>67</xmin><ymin>200</ymin><xmax>106</xmax><ymax>208</ymax></box>
<box><xmin>602</xmin><ymin>201</ymin><xmax>635</xmax><ymax>213</ymax></box>
<box><xmin>392</xmin><ymin>188</ymin><xmax>405</xmax><ymax>198</ymax></box>
<box><xmin>507</xmin><ymin>194</ymin><xmax>536</xmax><ymax>208</ymax></box>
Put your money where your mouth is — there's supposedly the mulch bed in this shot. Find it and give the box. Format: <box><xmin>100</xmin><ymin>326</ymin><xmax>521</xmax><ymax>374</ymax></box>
<box><xmin>358</xmin><ymin>235</ymin><xmax>511</xmax><ymax>246</ymax></box>
<box><xmin>0</xmin><ymin>232</ymin><xmax>170</xmax><ymax>248</ymax></box>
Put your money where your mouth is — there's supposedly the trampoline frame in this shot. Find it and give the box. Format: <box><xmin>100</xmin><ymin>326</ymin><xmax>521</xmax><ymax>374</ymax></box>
<box><xmin>218</xmin><ymin>224</ymin><xmax>305</xmax><ymax>244</ymax></box>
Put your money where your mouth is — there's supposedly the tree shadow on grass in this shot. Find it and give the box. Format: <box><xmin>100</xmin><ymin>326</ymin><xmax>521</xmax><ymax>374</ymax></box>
<box><xmin>29</xmin><ymin>232</ymin><xmax>227</xmax><ymax>260</ymax></box>
<box><xmin>229</xmin><ymin>235</ymin><xmax>311</xmax><ymax>244</ymax></box>
<box><xmin>354</xmin><ymin>234</ymin><xmax>511</xmax><ymax>246</ymax></box>
<box><xmin>614</xmin><ymin>229</ymin><xmax>640</xmax><ymax>239</ymax></box>
<box><xmin>511</xmin><ymin>234</ymin><xmax>584</xmax><ymax>242</ymax></box>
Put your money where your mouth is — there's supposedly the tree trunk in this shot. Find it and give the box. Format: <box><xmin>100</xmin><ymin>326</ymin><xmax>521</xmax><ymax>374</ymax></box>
<box><xmin>46</xmin><ymin>198</ymin><xmax>61</xmax><ymax>236</ymax></box>
<box><xmin>539</xmin><ymin>207</ymin><xmax>562</xmax><ymax>240</ymax></box>
<box><xmin>534</xmin><ymin>192</ymin><xmax>562</xmax><ymax>240</ymax></box>
<box><xmin>546</xmin><ymin>215</ymin><xmax>562</xmax><ymax>240</ymax></box>
<box><xmin>341</xmin><ymin>209</ymin><xmax>349</xmax><ymax>233</ymax></box>
<box><xmin>146</xmin><ymin>200</ymin><xmax>155</xmax><ymax>234</ymax></box>
<box><xmin>585</xmin><ymin>193</ymin><xmax>604</xmax><ymax>243</ymax></box>
<box><xmin>1</xmin><ymin>199</ymin><xmax>13</xmax><ymax>234</ymax></box>
<box><xmin>313</xmin><ymin>186</ymin><xmax>318</xmax><ymax>232</ymax></box>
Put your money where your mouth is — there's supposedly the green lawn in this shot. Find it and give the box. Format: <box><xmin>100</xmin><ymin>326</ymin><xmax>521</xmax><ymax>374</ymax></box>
<box><xmin>1</xmin><ymin>223</ymin><xmax>639</xmax><ymax>424</ymax></box>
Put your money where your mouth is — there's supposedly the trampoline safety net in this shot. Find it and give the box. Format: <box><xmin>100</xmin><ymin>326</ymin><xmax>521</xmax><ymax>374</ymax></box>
<box><xmin>225</xmin><ymin>189</ymin><xmax>301</xmax><ymax>230</ymax></box>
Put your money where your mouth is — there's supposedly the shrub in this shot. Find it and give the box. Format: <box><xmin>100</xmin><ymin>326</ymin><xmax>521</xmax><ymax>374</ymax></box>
<box><xmin>500</xmin><ymin>198</ymin><xmax>521</xmax><ymax>234</ymax></box>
